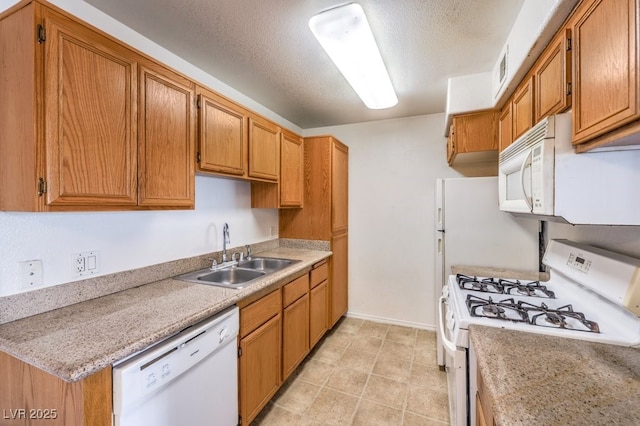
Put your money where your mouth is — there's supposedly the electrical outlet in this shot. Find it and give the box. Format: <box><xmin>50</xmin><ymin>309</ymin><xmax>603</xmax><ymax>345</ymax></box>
<box><xmin>72</xmin><ymin>251</ymin><xmax>100</xmax><ymax>277</ymax></box>
<box><xmin>20</xmin><ymin>260</ymin><xmax>43</xmax><ymax>289</ymax></box>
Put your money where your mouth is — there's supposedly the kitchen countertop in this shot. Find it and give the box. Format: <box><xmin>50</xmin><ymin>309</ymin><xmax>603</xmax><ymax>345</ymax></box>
<box><xmin>470</xmin><ymin>325</ymin><xmax>640</xmax><ymax>425</ymax></box>
<box><xmin>0</xmin><ymin>247</ymin><xmax>330</xmax><ymax>382</ymax></box>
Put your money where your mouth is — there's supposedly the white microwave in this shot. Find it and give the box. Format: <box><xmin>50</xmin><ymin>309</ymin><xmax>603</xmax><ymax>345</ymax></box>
<box><xmin>498</xmin><ymin>113</ymin><xmax>640</xmax><ymax>225</ymax></box>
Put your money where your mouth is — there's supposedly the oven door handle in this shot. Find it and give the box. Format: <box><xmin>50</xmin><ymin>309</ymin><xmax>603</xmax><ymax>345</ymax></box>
<box><xmin>438</xmin><ymin>295</ymin><xmax>458</xmax><ymax>354</ymax></box>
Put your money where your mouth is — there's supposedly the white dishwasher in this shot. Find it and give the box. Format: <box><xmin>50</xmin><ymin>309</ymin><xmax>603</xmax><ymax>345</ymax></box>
<box><xmin>113</xmin><ymin>306</ymin><xmax>239</xmax><ymax>426</ymax></box>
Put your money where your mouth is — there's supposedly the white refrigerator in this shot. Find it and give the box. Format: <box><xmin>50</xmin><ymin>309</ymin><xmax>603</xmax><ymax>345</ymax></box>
<box><xmin>435</xmin><ymin>177</ymin><xmax>539</xmax><ymax>367</ymax></box>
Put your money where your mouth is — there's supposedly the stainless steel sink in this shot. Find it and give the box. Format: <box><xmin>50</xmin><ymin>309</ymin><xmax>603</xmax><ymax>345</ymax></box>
<box><xmin>174</xmin><ymin>257</ymin><xmax>299</xmax><ymax>289</ymax></box>
<box><xmin>237</xmin><ymin>257</ymin><xmax>296</xmax><ymax>272</ymax></box>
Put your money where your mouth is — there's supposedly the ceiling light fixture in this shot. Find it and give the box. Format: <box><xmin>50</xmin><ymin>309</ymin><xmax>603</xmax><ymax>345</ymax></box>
<box><xmin>309</xmin><ymin>3</ymin><xmax>398</xmax><ymax>110</ymax></box>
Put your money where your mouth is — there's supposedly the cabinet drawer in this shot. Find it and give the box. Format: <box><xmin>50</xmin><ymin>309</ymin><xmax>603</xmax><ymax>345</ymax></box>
<box><xmin>310</xmin><ymin>261</ymin><xmax>328</xmax><ymax>289</ymax></box>
<box><xmin>283</xmin><ymin>274</ymin><xmax>309</xmax><ymax>307</ymax></box>
<box><xmin>240</xmin><ymin>289</ymin><xmax>282</xmax><ymax>337</ymax></box>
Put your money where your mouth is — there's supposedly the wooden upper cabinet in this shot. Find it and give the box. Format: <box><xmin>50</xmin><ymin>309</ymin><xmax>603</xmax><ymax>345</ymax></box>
<box><xmin>197</xmin><ymin>87</ymin><xmax>247</xmax><ymax>177</ymax></box>
<box><xmin>43</xmin><ymin>10</ymin><xmax>138</xmax><ymax>208</ymax></box>
<box><xmin>331</xmin><ymin>140</ymin><xmax>349</xmax><ymax>234</ymax></box>
<box><xmin>138</xmin><ymin>61</ymin><xmax>195</xmax><ymax>207</ymax></box>
<box><xmin>447</xmin><ymin>110</ymin><xmax>499</xmax><ymax>164</ymax></box>
<box><xmin>248</xmin><ymin>116</ymin><xmax>280</xmax><ymax>181</ymax></box>
<box><xmin>572</xmin><ymin>0</ymin><xmax>639</xmax><ymax>147</ymax></box>
<box><xmin>279</xmin><ymin>130</ymin><xmax>304</xmax><ymax>208</ymax></box>
<box><xmin>0</xmin><ymin>2</ymin><xmax>197</xmax><ymax>211</ymax></box>
<box><xmin>512</xmin><ymin>76</ymin><xmax>535</xmax><ymax>140</ymax></box>
<box><xmin>498</xmin><ymin>101</ymin><xmax>513</xmax><ymax>152</ymax></box>
<box><xmin>534</xmin><ymin>29</ymin><xmax>572</xmax><ymax>123</ymax></box>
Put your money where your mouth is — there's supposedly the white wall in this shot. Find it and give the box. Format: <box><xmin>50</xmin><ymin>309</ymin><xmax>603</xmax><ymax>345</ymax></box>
<box><xmin>306</xmin><ymin>114</ymin><xmax>463</xmax><ymax>329</ymax></box>
<box><xmin>0</xmin><ymin>177</ymin><xmax>278</xmax><ymax>296</ymax></box>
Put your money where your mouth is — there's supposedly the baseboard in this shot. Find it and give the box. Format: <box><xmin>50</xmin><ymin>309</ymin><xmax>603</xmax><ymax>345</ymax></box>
<box><xmin>344</xmin><ymin>311</ymin><xmax>436</xmax><ymax>332</ymax></box>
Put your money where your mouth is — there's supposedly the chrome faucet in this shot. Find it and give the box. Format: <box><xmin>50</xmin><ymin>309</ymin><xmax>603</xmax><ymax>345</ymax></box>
<box><xmin>245</xmin><ymin>244</ymin><xmax>252</xmax><ymax>260</ymax></box>
<box><xmin>222</xmin><ymin>223</ymin><xmax>230</xmax><ymax>262</ymax></box>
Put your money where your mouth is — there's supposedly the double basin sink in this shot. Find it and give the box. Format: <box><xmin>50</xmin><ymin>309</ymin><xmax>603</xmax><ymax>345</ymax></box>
<box><xmin>174</xmin><ymin>257</ymin><xmax>299</xmax><ymax>289</ymax></box>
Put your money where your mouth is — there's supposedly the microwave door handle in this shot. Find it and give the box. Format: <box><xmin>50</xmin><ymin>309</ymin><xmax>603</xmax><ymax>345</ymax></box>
<box><xmin>519</xmin><ymin>149</ymin><xmax>533</xmax><ymax>211</ymax></box>
<box><xmin>438</xmin><ymin>296</ymin><xmax>458</xmax><ymax>354</ymax></box>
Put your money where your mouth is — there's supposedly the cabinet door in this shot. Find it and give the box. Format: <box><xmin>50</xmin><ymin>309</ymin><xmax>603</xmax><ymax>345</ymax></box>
<box><xmin>309</xmin><ymin>279</ymin><xmax>329</xmax><ymax>347</ymax></box>
<box><xmin>197</xmin><ymin>88</ymin><xmax>247</xmax><ymax>176</ymax></box>
<box><xmin>330</xmin><ymin>231</ymin><xmax>348</xmax><ymax>327</ymax></box>
<box><xmin>331</xmin><ymin>140</ymin><xmax>349</xmax><ymax>234</ymax></box>
<box><xmin>499</xmin><ymin>102</ymin><xmax>513</xmax><ymax>152</ymax></box>
<box><xmin>452</xmin><ymin>111</ymin><xmax>499</xmax><ymax>154</ymax></box>
<box><xmin>43</xmin><ymin>10</ymin><xmax>138</xmax><ymax>207</ymax></box>
<box><xmin>572</xmin><ymin>0</ymin><xmax>638</xmax><ymax>144</ymax></box>
<box><xmin>239</xmin><ymin>313</ymin><xmax>281</xmax><ymax>425</ymax></box>
<box><xmin>282</xmin><ymin>294</ymin><xmax>309</xmax><ymax>380</ymax></box>
<box><xmin>138</xmin><ymin>62</ymin><xmax>195</xmax><ymax>207</ymax></box>
<box><xmin>280</xmin><ymin>131</ymin><xmax>304</xmax><ymax>207</ymax></box>
<box><xmin>248</xmin><ymin>116</ymin><xmax>279</xmax><ymax>181</ymax></box>
<box><xmin>534</xmin><ymin>29</ymin><xmax>572</xmax><ymax>123</ymax></box>
<box><xmin>512</xmin><ymin>76</ymin><xmax>535</xmax><ymax>140</ymax></box>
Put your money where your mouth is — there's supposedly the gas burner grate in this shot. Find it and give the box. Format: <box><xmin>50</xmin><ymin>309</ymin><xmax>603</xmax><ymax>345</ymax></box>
<box><xmin>456</xmin><ymin>274</ymin><xmax>503</xmax><ymax>293</ymax></box>
<box><xmin>456</xmin><ymin>274</ymin><xmax>555</xmax><ymax>298</ymax></box>
<box><xmin>466</xmin><ymin>295</ymin><xmax>528</xmax><ymax>322</ymax></box>
<box><xmin>519</xmin><ymin>302</ymin><xmax>600</xmax><ymax>333</ymax></box>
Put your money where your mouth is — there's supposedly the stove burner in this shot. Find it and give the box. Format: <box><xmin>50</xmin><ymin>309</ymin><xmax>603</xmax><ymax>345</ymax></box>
<box><xmin>520</xmin><ymin>302</ymin><xmax>600</xmax><ymax>333</ymax></box>
<box><xmin>466</xmin><ymin>295</ymin><xmax>528</xmax><ymax>322</ymax></box>
<box><xmin>482</xmin><ymin>304</ymin><xmax>505</xmax><ymax>318</ymax></box>
<box><xmin>456</xmin><ymin>275</ymin><xmax>555</xmax><ymax>298</ymax></box>
<box><xmin>456</xmin><ymin>274</ymin><xmax>503</xmax><ymax>293</ymax></box>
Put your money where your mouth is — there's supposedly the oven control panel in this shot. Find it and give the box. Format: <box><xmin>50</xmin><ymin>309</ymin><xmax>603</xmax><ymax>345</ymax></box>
<box><xmin>567</xmin><ymin>252</ymin><xmax>592</xmax><ymax>273</ymax></box>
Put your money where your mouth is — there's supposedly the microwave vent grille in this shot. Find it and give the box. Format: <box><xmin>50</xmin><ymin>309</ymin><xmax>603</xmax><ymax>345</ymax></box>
<box><xmin>499</xmin><ymin>117</ymin><xmax>553</xmax><ymax>163</ymax></box>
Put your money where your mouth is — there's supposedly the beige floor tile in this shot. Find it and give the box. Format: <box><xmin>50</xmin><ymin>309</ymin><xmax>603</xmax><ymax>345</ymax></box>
<box><xmin>362</xmin><ymin>374</ymin><xmax>408</xmax><ymax>410</ymax></box>
<box><xmin>380</xmin><ymin>339</ymin><xmax>415</xmax><ymax>361</ymax></box>
<box><xmin>352</xmin><ymin>399</ymin><xmax>403</xmax><ymax>426</ymax></box>
<box><xmin>402</xmin><ymin>411</ymin><xmax>449</xmax><ymax>426</ymax></box>
<box><xmin>405</xmin><ymin>384</ymin><xmax>450</xmax><ymax>423</ymax></box>
<box><xmin>323</xmin><ymin>329</ymin><xmax>356</xmax><ymax>347</ymax></box>
<box><xmin>339</xmin><ymin>348</ymin><xmax>378</xmax><ymax>372</ymax></box>
<box><xmin>296</xmin><ymin>358</ymin><xmax>335</xmax><ymax>386</ymax></box>
<box><xmin>335</xmin><ymin>317</ymin><xmax>364</xmax><ymax>334</ymax></box>
<box><xmin>372</xmin><ymin>355</ymin><xmax>412</xmax><ymax>382</ymax></box>
<box><xmin>349</xmin><ymin>335</ymin><xmax>383</xmax><ymax>354</ymax></box>
<box><xmin>309</xmin><ymin>342</ymin><xmax>346</xmax><ymax>365</ymax></box>
<box><xmin>325</xmin><ymin>366</ymin><xmax>369</xmax><ymax>396</ymax></box>
<box><xmin>386</xmin><ymin>325</ymin><xmax>418</xmax><ymax>346</ymax></box>
<box><xmin>359</xmin><ymin>321</ymin><xmax>390</xmax><ymax>339</ymax></box>
<box><xmin>252</xmin><ymin>403</ymin><xmax>323</xmax><ymax>426</ymax></box>
<box><xmin>272</xmin><ymin>379</ymin><xmax>321</xmax><ymax>414</ymax></box>
<box><xmin>413</xmin><ymin>346</ymin><xmax>437</xmax><ymax>366</ymax></box>
<box><xmin>305</xmin><ymin>388</ymin><xmax>359</xmax><ymax>425</ymax></box>
<box><xmin>409</xmin><ymin>362</ymin><xmax>447</xmax><ymax>390</ymax></box>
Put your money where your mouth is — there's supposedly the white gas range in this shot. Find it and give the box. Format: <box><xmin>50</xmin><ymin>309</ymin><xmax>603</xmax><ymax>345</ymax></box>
<box><xmin>438</xmin><ymin>239</ymin><xmax>640</xmax><ymax>426</ymax></box>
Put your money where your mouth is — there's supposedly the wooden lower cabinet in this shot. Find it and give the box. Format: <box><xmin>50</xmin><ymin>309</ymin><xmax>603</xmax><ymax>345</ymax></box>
<box><xmin>330</xmin><ymin>232</ymin><xmax>349</xmax><ymax>327</ymax></box>
<box><xmin>282</xmin><ymin>293</ymin><xmax>309</xmax><ymax>380</ymax></box>
<box><xmin>309</xmin><ymin>280</ymin><xmax>329</xmax><ymax>347</ymax></box>
<box><xmin>238</xmin><ymin>288</ymin><xmax>282</xmax><ymax>425</ymax></box>
<box><xmin>0</xmin><ymin>352</ymin><xmax>112</xmax><ymax>426</ymax></box>
<box><xmin>476</xmin><ymin>365</ymin><xmax>495</xmax><ymax>426</ymax></box>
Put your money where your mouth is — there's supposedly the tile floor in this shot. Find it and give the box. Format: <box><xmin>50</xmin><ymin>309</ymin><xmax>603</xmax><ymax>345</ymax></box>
<box><xmin>252</xmin><ymin>317</ymin><xmax>450</xmax><ymax>425</ymax></box>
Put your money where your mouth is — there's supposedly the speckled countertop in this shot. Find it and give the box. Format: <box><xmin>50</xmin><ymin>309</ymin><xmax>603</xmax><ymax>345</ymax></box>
<box><xmin>0</xmin><ymin>247</ymin><xmax>330</xmax><ymax>382</ymax></box>
<box><xmin>470</xmin><ymin>325</ymin><xmax>640</xmax><ymax>425</ymax></box>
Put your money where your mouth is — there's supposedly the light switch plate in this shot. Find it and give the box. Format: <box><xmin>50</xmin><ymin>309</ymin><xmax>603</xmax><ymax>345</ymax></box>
<box><xmin>72</xmin><ymin>251</ymin><xmax>100</xmax><ymax>277</ymax></box>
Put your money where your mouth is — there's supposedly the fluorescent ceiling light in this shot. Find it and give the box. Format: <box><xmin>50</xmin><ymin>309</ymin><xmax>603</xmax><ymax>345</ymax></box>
<box><xmin>309</xmin><ymin>3</ymin><xmax>398</xmax><ymax>110</ymax></box>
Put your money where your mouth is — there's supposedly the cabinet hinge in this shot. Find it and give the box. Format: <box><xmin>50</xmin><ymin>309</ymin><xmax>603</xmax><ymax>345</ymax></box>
<box><xmin>37</xmin><ymin>24</ymin><xmax>46</xmax><ymax>43</ymax></box>
<box><xmin>196</xmin><ymin>98</ymin><xmax>201</xmax><ymax>109</ymax></box>
<box><xmin>566</xmin><ymin>82</ymin><xmax>572</xmax><ymax>96</ymax></box>
<box><xmin>566</xmin><ymin>37</ymin><xmax>572</xmax><ymax>51</ymax></box>
<box><xmin>237</xmin><ymin>415</ymin><xmax>242</xmax><ymax>426</ymax></box>
<box><xmin>37</xmin><ymin>178</ymin><xmax>47</xmax><ymax>196</ymax></box>
<box><xmin>237</xmin><ymin>346</ymin><xmax>242</xmax><ymax>358</ymax></box>
<box><xmin>196</xmin><ymin>152</ymin><xmax>201</xmax><ymax>163</ymax></box>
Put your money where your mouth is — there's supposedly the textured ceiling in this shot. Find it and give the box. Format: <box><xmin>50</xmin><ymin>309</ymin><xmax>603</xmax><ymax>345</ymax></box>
<box><xmin>84</xmin><ymin>0</ymin><xmax>525</xmax><ymax>129</ymax></box>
